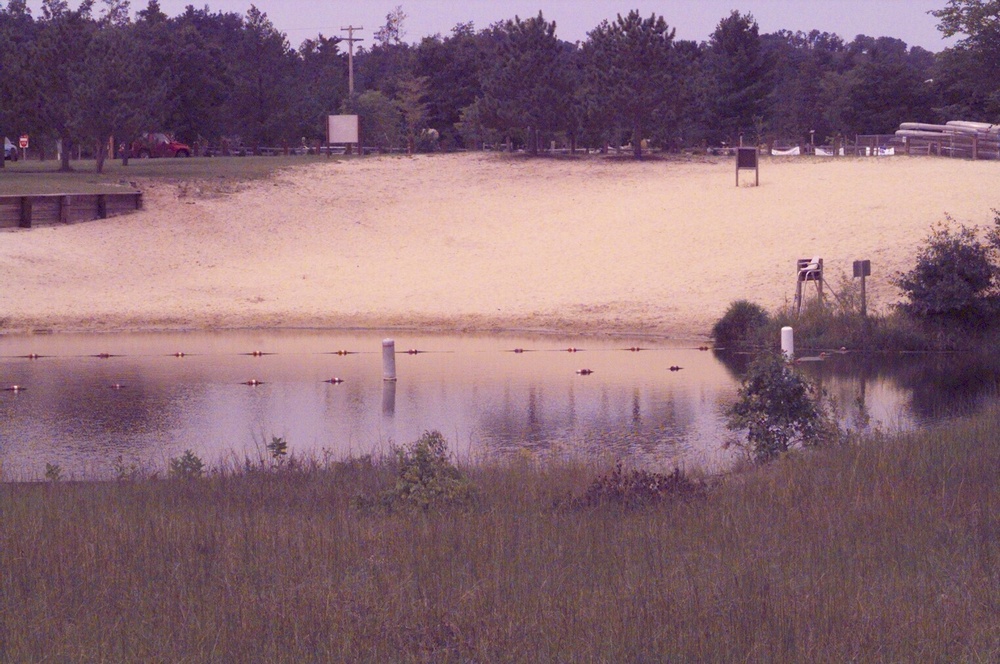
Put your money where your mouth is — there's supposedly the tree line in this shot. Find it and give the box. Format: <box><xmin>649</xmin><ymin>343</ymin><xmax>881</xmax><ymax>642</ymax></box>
<box><xmin>0</xmin><ymin>0</ymin><xmax>997</xmax><ymax>170</ymax></box>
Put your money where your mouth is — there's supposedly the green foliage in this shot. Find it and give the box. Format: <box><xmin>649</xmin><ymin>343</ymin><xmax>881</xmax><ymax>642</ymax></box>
<box><xmin>375</xmin><ymin>431</ymin><xmax>475</xmax><ymax>511</ymax></box>
<box><xmin>168</xmin><ymin>449</ymin><xmax>205</xmax><ymax>480</ymax></box>
<box><xmin>893</xmin><ymin>216</ymin><xmax>1000</xmax><ymax>321</ymax></box>
<box><xmin>583</xmin><ymin>10</ymin><xmax>679</xmax><ymax>159</ymax></box>
<box><xmin>266</xmin><ymin>436</ymin><xmax>288</xmax><ymax>462</ymax></box>
<box><xmin>112</xmin><ymin>455</ymin><xmax>140</xmax><ymax>481</ymax></box>
<box><xmin>725</xmin><ymin>351</ymin><xmax>834</xmax><ymax>462</ymax></box>
<box><xmin>704</xmin><ymin>11</ymin><xmax>773</xmax><ymax>144</ymax></box>
<box><xmin>576</xmin><ymin>461</ymin><xmax>705</xmax><ymax>509</ymax></box>
<box><xmin>767</xmin><ymin>301</ymin><xmax>930</xmax><ymax>352</ymax></box>
<box><xmin>44</xmin><ymin>462</ymin><xmax>62</xmax><ymax>482</ymax></box>
<box><xmin>479</xmin><ymin>11</ymin><xmax>576</xmax><ymax>151</ymax></box>
<box><xmin>343</xmin><ymin>91</ymin><xmax>403</xmax><ymax>150</ymax></box>
<box><xmin>712</xmin><ymin>299</ymin><xmax>769</xmax><ymax>348</ymax></box>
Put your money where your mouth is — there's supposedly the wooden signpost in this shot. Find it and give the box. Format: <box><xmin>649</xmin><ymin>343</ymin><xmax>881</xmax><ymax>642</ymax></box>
<box><xmin>736</xmin><ymin>147</ymin><xmax>759</xmax><ymax>186</ymax></box>
<box><xmin>854</xmin><ymin>259</ymin><xmax>871</xmax><ymax>317</ymax></box>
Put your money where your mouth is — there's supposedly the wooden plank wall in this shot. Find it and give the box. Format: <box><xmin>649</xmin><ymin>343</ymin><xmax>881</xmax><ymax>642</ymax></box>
<box><xmin>0</xmin><ymin>192</ymin><xmax>142</xmax><ymax>229</ymax></box>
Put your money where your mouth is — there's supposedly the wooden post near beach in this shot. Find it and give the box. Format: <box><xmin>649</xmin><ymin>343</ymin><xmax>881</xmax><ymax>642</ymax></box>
<box><xmin>854</xmin><ymin>259</ymin><xmax>871</xmax><ymax>318</ymax></box>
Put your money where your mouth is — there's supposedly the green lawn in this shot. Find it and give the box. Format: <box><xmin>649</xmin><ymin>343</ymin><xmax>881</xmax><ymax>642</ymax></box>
<box><xmin>0</xmin><ymin>154</ymin><xmax>343</xmax><ymax>195</ymax></box>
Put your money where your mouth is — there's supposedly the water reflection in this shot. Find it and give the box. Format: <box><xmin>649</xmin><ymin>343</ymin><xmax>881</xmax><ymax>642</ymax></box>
<box><xmin>0</xmin><ymin>330</ymin><xmax>992</xmax><ymax>479</ymax></box>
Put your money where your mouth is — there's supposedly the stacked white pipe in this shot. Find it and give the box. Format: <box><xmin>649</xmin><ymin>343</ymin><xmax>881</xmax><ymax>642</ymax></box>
<box><xmin>895</xmin><ymin>121</ymin><xmax>1000</xmax><ymax>159</ymax></box>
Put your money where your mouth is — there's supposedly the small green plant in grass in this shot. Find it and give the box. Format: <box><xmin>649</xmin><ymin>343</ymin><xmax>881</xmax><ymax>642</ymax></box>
<box><xmin>44</xmin><ymin>463</ymin><xmax>62</xmax><ymax>482</ymax></box>
<box><xmin>725</xmin><ymin>351</ymin><xmax>836</xmax><ymax>463</ymax></box>
<box><xmin>266</xmin><ymin>436</ymin><xmax>288</xmax><ymax>463</ymax></box>
<box><xmin>576</xmin><ymin>461</ymin><xmax>706</xmax><ymax>509</ymax></box>
<box><xmin>363</xmin><ymin>431</ymin><xmax>475</xmax><ymax>511</ymax></box>
<box><xmin>168</xmin><ymin>449</ymin><xmax>205</xmax><ymax>480</ymax></box>
<box><xmin>712</xmin><ymin>299</ymin><xmax>769</xmax><ymax>348</ymax></box>
<box><xmin>112</xmin><ymin>455</ymin><xmax>140</xmax><ymax>481</ymax></box>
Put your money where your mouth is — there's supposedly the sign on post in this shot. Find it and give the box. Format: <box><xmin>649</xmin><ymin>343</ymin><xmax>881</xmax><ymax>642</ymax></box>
<box><xmin>736</xmin><ymin>147</ymin><xmax>759</xmax><ymax>186</ymax></box>
<box><xmin>18</xmin><ymin>135</ymin><xmax>28</xmax><ymax>149</ymax></box>
<box><xmin>853</xmin><ymin>259</ymin><xmax>871</xmax><ymax>317</ymax></box>
<box><xmin>327</xmin><ymin>115</ymin><xmax>360</xmax><ymax>155</ymax></box>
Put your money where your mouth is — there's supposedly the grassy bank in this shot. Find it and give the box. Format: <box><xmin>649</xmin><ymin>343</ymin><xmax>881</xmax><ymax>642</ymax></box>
<box><xmin>0</xmin><ymin>154</ymin><xmax>340</xmax><ymax>195</ymax></box>
<box><xmin>1</xmin><ymin>415</ymin><xmax>998</xmax><ymax>662</ymax></box>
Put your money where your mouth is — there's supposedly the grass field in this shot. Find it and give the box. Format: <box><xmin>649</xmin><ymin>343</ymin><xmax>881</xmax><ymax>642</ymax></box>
<box><xmin>0</xmin><ymin>154</ymin><xmax>339</xmax><ymax>195</ymax></box>
<box><xmin>1</xmin><ymin>409</ymin><xmax>997</xmax><ymax>662</ymax></box>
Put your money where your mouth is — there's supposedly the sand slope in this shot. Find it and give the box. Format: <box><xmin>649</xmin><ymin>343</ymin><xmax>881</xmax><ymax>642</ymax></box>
<box><xmin>1</xmin><ymin>153</ymin><xmax>996</xmax><ymax>338</ymax></box>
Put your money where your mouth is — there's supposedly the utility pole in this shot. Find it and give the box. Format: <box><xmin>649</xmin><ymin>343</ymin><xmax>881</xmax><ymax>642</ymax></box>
<box><xmin>341</xmin><ymin>25</ymin><xmax>364</xmax><ymax>95</ymax></box>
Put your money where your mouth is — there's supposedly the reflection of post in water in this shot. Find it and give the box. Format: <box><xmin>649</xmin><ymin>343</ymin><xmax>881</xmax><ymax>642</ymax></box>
<box><xmin>854</xmin><ymin>376</ymin><xmax>870</xmax><ymax>429</ymax></box>
<box><xmin>527</xmin><ymin>387</ymin><xmax>542</xmax><ymax>442</ymax></box>
<box><xmin>631</xmin><ymin>388</ymin><xmax>641</xmax><ymax>429</ymax></box>
<box><xmin>382</xmin><ymin>380</ymin><xmax>396</xmax><ymax>417</ymax></box>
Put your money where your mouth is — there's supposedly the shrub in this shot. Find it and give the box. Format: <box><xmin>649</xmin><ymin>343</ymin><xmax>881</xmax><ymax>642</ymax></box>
<box><xmin>893</xmin><ymin>216</ymin><xmax>999</xmax><ymax>321</ymax></box>
<box><xmin>266</xmin><ymin>436</ymin><xmax>288</xmax><ymax>463</ymax></box>
<box><xmin>725</xmin><ymin>351</ymin><xmax>835</xmax><ymax>463</ymax></box>
<box><xmin>576</xmin><ymin>461</ymin><xmax>705</xmax><ymax>509</ymax></box>
<box><xmin>44</xmin><ymin>463</ymin><xmax>62</xmax><ymax>482</ymax></box>
<box><xmin>712</xmin><ymin>299</ymin><xmax>769</xmax><ymax>348</ymax></box>
<box><xmin>168</xmin><ymin>449</ymin><xmax>205</xmax><ymax>480</ymax></box>
<box><xmin>365</xmin><ymin>431</ymin><xmax>475</xmax><ymax>512</ymax></box>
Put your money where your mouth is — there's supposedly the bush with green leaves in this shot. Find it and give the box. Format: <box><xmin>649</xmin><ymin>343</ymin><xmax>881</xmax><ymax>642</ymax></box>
<box><xmin>893</xmin><ymin>215</ymin><xmax>1000</xmax><ymax>321</ymax></box>
<box><xmin>168</xmin><ymin>449</ymin><xmax>205</xmax><ymax>480</ymax></box>
<box><xmin>379</xmin><ymin>431</ymin><xmax>475</xmax><ymax>511</ymax></box>
<box><xmin>725</xmin><ymin>351</ymin><xmax>834</xmax><ymax>463</ymax></box>
<box><xmin>712</xmin><ymin>299</ymin><xmax>769</xmax><ymax>348</ymax></box>
<box><xmin>44</xmin><ymin>463</ymin><xmax>63</xmax><ymax>482</ymax></box>
<box><xmin>576</xmin><ymin>461</ymin><xmax>706</xmax><ymax>509</ymax></box>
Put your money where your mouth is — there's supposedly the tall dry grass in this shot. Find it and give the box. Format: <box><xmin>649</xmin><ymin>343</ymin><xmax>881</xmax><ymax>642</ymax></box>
<box><xmin>1</xmin><ymin>413</ymin><xmax>998</xmax><ymax>662</ymax></box>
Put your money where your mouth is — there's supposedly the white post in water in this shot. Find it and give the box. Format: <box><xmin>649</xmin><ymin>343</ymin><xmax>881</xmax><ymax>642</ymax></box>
<box><xmin>382</xmin><ymin>339</ymin><xmax>397</xmax><ymax>381</ymax></box>
<box><xmin>781</xmin><ymin>326</ymin><xmax>795</xmax><ymax>361</ymax></box>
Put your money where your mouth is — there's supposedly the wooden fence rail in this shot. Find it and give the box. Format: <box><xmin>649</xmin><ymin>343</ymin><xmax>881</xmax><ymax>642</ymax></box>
<box><xmin>0</xmin><ymin>191</ymin><xmax>142</xmax><ymax>229</ymax></box>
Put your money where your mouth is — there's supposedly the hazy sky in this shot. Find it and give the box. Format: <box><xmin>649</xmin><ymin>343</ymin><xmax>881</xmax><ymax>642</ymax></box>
<box><xmin>24</xmin><ymin>1</ymin><xmax>958</xmax><ymax>51</ymax></box>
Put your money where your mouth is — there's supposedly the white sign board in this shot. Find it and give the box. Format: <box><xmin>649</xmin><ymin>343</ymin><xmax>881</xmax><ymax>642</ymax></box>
<box><xmin>327</xmin><ymin>115</ymin><xmax>359</xmax><ymax>144</ymax></box>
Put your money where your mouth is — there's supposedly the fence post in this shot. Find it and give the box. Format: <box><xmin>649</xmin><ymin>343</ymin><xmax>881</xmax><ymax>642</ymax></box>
<box><xmin>19</xmin><ymin>196</ymin><xmax>31</xmax><ymax>228</ymax></box>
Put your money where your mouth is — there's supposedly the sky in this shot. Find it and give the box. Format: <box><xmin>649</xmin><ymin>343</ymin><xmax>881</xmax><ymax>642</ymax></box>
<box><xmin>23</xmin><ymin>1</ymin><xmax>958</xmax><ymax>52</ymax></box>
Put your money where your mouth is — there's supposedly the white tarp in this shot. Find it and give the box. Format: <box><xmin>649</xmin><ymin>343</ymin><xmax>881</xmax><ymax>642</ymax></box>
<box><xmin>815</xmin><ymin>146</ymin><xmax>845</xmax><ymax>156</ymax></box>
<box><xmin>771</xmin><ymin>146</ymin><xmax>801</xmax><ymax>156</ymax></box>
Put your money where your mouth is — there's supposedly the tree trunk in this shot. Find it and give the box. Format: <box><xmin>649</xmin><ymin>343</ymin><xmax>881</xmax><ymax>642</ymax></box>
<box><xmin>59</xmin><ymin>134</ymin><xmax>73</xmax><ymax>172</ymax></box>
<box><xmin>95</xmin><ymin>142</ymin><xmax>107</xmax><ymax>174</ymax></box>
<box><xmin>632</xmin><ymin>123</ymin><xmax>643</xmax><ymax>160</ymax></box>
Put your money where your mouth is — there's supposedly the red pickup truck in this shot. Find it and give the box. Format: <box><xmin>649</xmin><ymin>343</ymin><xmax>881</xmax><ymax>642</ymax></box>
<box><xmin>129</xmin><ymin>132</ymin><xmax>191</xmax><ymax>158</ymax></box>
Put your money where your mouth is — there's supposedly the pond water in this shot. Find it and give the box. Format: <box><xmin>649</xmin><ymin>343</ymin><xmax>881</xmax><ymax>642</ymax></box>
<box><xmin>0</xmin><ymin>330</ymin><xmax>992</xmax><ymax>480</ymax></box>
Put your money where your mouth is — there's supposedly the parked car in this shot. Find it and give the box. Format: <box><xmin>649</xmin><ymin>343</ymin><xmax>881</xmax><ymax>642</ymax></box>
<box><xmin>129</xmin><ymin>132</ymin><xmax>191</xmax><ymax>158</ymax></box>
<box><xmin>4</xmin><ymin>137</ymin><xmax>18</xmax><ymax>161</ymax></box>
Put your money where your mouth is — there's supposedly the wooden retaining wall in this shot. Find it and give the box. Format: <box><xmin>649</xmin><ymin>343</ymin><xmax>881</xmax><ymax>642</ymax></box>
<box><xmin>0</xmin><ymin>191</ymin><xmax>143</xmax><ymax>229</ymax></box>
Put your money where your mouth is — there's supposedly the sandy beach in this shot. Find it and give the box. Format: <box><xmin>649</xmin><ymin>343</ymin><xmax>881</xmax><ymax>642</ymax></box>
<box><xmin>1</xmin><ymin>153</ymin><xmax>997</xmax><ymax>339</ymax></box>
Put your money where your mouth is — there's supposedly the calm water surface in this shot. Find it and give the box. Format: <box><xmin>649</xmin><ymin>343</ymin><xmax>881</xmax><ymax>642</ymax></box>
<box><xmin>0</xmin><ymin>330</ymin><xmax>982</xmax><ymax>480</ymax></box>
